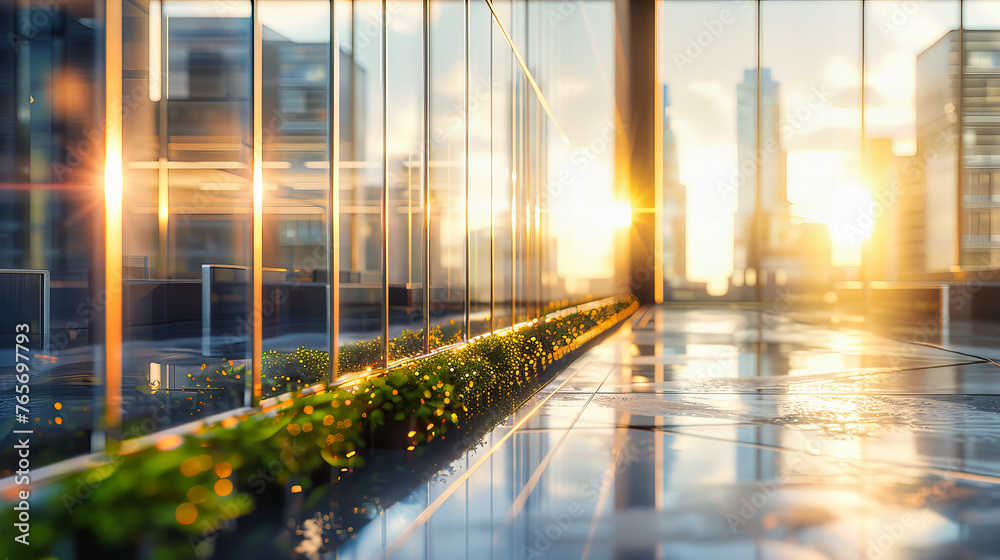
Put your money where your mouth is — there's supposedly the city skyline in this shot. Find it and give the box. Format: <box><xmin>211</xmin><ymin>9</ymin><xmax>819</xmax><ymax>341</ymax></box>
<box><xmin>661</xmin><ymin>1</ymin><xmax>1000</xmax><ymax>296</ymax></box>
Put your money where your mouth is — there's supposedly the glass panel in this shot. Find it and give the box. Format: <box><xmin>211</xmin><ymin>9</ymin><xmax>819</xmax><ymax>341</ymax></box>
<box><xmin>535</xmin><ymin>0</ymin><xmax>618</xmax><ymax>305</ymax></box>
<box><xmin>339</xmin><ymin>0</ymin><xmax>385</xmax><ymax>370</ymax></box>
<box><xmin>491</xmin><ymin>0</ymin><xmax>513</xmax><ymax>330</ymax></box>
<box><xmin>386</xmin><ymin>1</ymin><xmax>425</xmax><ymax>351</ymax></box>
<box><xmin>526</xmin><ymin>0</ymin><xmax>541</xmax><ymax>321</ymax></box>
<box><xmin>864</xmin><ymin>1</ymin><xmax>960</xmax><ymax>282</ymax></box>
<box><xmin>468</xmin><ymin>0</ymin><xmax>493</xmax><ymax>336</ymax></box>
<box><xmin>428</xmin><ymin>0</ymin><xmax>466</xmax><ymax>348</ymax></box>
<box><xmin>962</xmin><ymin>1</ymin><xmax>1000</xmax><ymax>268</ymax></box>
<box><xmin>659</xmin><ymin>1</ymin><xmax>756</xmax><ymax>301</ymax></box>
<box><xmin>0</xmin><ymin>0</ymin><xmax>102</xmax><ymax>468</ymax></box>
<box><xmin>121</xmin><ymin>0</ymin><xmax>252</xmax><ymax>431</ymax></box>
<box><xmin>762</xmin><ymin>0</ymin><xmax>862</xmax><ymax>303</ymax></box>
<box><xmin>512</xmin><ymin>0</ymin><xmax>528</xmax><ymax>324</ymax></box>
<box><xmin>258</xmin><ymin>0</ymin><xmax>330</xmax><ymax>393</ymax></box>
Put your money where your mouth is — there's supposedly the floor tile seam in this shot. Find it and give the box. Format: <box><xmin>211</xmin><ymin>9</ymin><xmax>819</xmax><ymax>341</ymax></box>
<box><xmin>648</xmin><ymin>426</ymin><xmax>1000</xmax><ymax>486</ymax></box>
<box><xmin>778</xmin><ymin>311</ymin><xmax>1000</xmax><ymax>367</ymax></box>
<box><xmin>492</xmin><ymin>329</ymin><xmax>633</xmax><ymax>539</ymax></box>
<box><xmin>375</xmin><ymin>306</ymin><xmax>645</xmax><ymax>558</ymax></box>
<box><xmin>558</xmin><ymin>391</ymin><xmax>1000</xmax><ymax>396</ymax></box>
<box><xmin>579</xmin><ymin>424</ymin><xmax>630</xmax><ymax>560</ymax></box>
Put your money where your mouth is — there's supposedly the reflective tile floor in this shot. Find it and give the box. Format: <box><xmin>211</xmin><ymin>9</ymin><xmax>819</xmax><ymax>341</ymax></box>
<box><xmin>331</xmin><ymin>305</ymin><xmax>1000</xmax><ymax>560</ymax></box>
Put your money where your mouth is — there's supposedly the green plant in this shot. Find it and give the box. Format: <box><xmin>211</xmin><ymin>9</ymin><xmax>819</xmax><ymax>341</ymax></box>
<box><xmin>245</xmin><ymin>322</ymin><xmax>464</xmax><ymax>395</ymax></box>
<box><xmin>4</xmin><ymin>296</ymin><xmax>638</xmax><ymax>558</ymax></box>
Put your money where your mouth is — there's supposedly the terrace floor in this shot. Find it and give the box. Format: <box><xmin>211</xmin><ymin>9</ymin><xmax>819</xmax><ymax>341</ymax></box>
<box><xmin>333</xmin><ymin>303</ymin><xmax>1000</xmax><ymax>560</ymax></box>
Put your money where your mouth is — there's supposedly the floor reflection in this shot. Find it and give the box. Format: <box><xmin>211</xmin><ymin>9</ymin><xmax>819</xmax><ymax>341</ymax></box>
<box><xmin>330</xmin><ymin>305</ymin><xmax>1000</xmax><ymax>560</ymax></box>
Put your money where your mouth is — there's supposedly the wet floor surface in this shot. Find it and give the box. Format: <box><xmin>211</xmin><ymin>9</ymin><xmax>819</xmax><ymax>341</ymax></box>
<box><xmin>330</xmin><ymin>305</ymin><xmax>1000</xmax><ymax>560</ymax></box>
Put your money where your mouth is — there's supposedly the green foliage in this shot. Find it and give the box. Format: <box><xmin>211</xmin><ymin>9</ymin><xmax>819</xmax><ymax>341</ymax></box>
<box><xmin>248</xmin><ymin>322</ymin><xmax>464</xmax><ymax>395</ymax></box>
<box><xmin>4</xmin><ymin>296</ymin><xmax>637</xmax><ymax>557</ymax></box>
<box><xmin>260</xmin><ymin>346</ymin><xmax>330</xmax><ymax>394</ymax></box>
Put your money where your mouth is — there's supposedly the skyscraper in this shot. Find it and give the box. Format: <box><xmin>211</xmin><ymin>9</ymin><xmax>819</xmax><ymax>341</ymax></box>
<box><xmin>662</xmin><ymin>84</ymin><xmax>686</xmax><ymax>290</ymax></box>
<box><xmin>914</xmin><ymin>29</ymin><xmax>1000</xmax><ymax>272</ymax></box>
<box><xmin>734</xmin><ymin>68</ymin><xmax>787</xmax><ymax>285</ymax></box>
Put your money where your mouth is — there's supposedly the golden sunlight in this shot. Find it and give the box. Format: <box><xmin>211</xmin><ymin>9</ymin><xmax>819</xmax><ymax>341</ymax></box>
<box><xmin>612</xmin><ymin>203</ymin><xmax>633</xmax><ymax>228</ymax></box>
<box><xmin>680</xmin><ymin>144</ymin><xmax>736</xmax><ymax>296</ymax></box>
<box><xmin>787</xmin><ymin>150</ymin><xmax>872</xmax><ymax>268</ymax></box>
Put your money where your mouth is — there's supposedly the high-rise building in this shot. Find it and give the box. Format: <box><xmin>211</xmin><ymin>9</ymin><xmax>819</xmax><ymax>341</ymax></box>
<box><xmin>896</xmin><ymin>153</ymin><xmax>927</xmax><ymax>278</ymax></box>
<box><xmin>862</xmin><ymin>137</ymin><xmax>898</xmax><ymax>282</ymax></box>
<box><xmin>915</xmin><ymin>29</ymin><xmax>1000</xmax><ymax>272</ymax></box>
<box><xmin>662</xmin><ymin>84</ymin><xmax>686</xmax><ymax>290</ymax></box>
<box><xmin>734</xmin><ymin>68</ymin><xmax>787</xmax><ymax>283</ymax></box>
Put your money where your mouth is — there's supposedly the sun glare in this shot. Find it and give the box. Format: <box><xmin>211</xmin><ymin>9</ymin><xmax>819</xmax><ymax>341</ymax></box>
<box><xmin>612</xmin><ymin>203</ymin><xmax>632</xmax><ymax>228</ymax></box>
<box><xmin>787</xmin><ymin>150</ymin><xmax>873</xmax><ymax>268</ymax></box>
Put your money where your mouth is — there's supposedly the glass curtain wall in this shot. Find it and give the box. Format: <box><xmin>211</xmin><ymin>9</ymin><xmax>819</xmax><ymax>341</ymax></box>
<box><xmin>761</xmin><ymin>1</ymin><xmax>862</xmax><ymax>303</ymax></box>
<box><xmin>511</xmin><ymin>0</ymin><xmax>531</xmax><ymax>325</ymax></box>
<box><xmin>468</xmin><ymin>0</ymin><xmax>492</xmax><ymax>336</ymax></box>
<box><xmin>531</xmin><ymin>0</ymin><xmax>618</xmax><ymax>306</ymax></box>
<box><xmin>386</xmin><ymin>1</ymin><xmax>426</xmax><ymax>351</ymax></box>
<box><xmin>258</xmin><ymin>0</ymin><xmax>331</xmax><ymax>357</ymax></box>
<box><xmin>491</xmin><ymin>0</ymin><xmax>515</xmax><ymax>331</ymax></box>
<box><xmin>339</xmin><ymin>0</ymin><xmax>384</xmax><ymax>350</ymax></box>
<box><xmin>428</xmin><ymin>0</ymin><xmax>466</xmax><ymax>348</ymax></box>
<box><xmin>659</xmin><ymin>1</ymin><xmax>759</xmax><ymax>301</ymax></box>
<box><xmin>0</xmin><ymin>0</ymin><xmax>102</xmax><ymax>467</ymax></box>
<box><xmin>124</xmin><ymin>0</ymin><xmax>256</xmax><ymax>432</ymax></box>
<box><xmin>658</xmin><ymin>0</ymin><xmax>998</xmax><ymax>328</ymax></box>
<box><xmin>862</xmin><ymin>1</ymin><xmax>961</xmax><ymax>282</ymax></box>
<box><xmin>1</xmin><ymin>0</ymin><xmax>621</xmax><ymax>470</ymax></box>
<box><xmin>961</xmin><ymin>1</ymin><xmax>1000</xmax><ymax>271</ymax></box>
